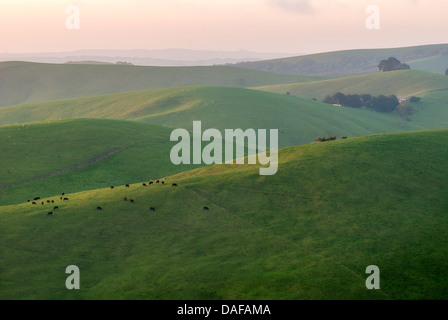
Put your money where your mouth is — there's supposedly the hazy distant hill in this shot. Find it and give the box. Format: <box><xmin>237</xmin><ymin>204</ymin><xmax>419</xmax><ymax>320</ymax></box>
<box><xmin>235</xmin><ymin>44</ymin><xmax>448</xmax><ymax>76</ymax></box>
<box><xmin>0</xmin><ymin>49</ymin><xmax>300</xmax><ymax>66</ymax></box>
<box><xmin>0</xmin><ymin>61</ymin><xmax>322</xmax><ymax>107</ymax></box>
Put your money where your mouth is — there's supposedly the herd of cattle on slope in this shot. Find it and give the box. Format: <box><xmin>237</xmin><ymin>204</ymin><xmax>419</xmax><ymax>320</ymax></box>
<box><xmin>28</xmin><ymin>179</ymin><xmax>210</xmax><ymax>216</ymax></box>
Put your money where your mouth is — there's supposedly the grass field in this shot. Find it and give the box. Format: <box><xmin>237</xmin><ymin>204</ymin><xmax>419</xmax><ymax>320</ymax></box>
<box><xmin>409</xmin><ymin>90</ymin><xmax>448</xmax><ymax>129</ymax></box>
<box><xmin>254</xmin><ymin>70</ymin><xmax>448</xmax><ymax>131</ymax></box>
<box><xmin>254</xmin><ymin>70</ymin><xmax>448</xmax><ymax>101</ymax></box>
<box><xmin>1</xmin><ymin>46</ymin><xmax>448</xmax><ymax>301</ymax></box>
<box><xmin>0</xmin><ymin>119</ymin><xmax>204</xmax><ymax>206</ymax></box>
<box><xmin>0</xmin><ymin>61</ymin><xmax>324</xmax><ymax>107</ymax></box>
<box><xmin>1</xmin><ymin>129</ymin><xmax>447</xmax><ymax>299</ymax></box>
<box><xmin>408</xmin><ymin>55</ymin><xmax>448</xmax><ymax>74</ymax></box>
<box><xmin>0</xmin><ymin>86</ymin><xmax>422</xmax><ymax>150</ymax></box>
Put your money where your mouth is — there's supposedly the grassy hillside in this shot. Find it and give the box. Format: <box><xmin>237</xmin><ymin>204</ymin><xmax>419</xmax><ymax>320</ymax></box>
<box><xmin>1</xmin><ymin>130</ymin><xmax>447</xmax><ymax>299</ymax></box>
<box><xmin>408</xmin><ymin>55</ymin><xmax>448</xmax><ymax>74</ymax></box>
<box><xmin>0</xmin><ymin>119</ymin><xmax>203</xmax><ymax>206</ymax></box>
<box><xmin>0</xmin><ymin>86</ymin><xmax>421</xmax><ymax>150</ymax></box>
<box><xmin>254</xmin><ymin>70</ymin><xmax>448</xmax><ymax>101</ymax></box>
<box><xmin>0</xmin><ymin>61</ymin><xmax>324</xmax><ymax>107</ymax></box>
<box><xmin>407</xmin><ymin>90</ymin><xmax>448</xmax><ymax>129</ymax></box>
<box><xmin>235</xmin><ymin>43</ymin><xmax>448</xmax><ymax>76</ymax></box>
<box><xmin>254</xmin><ymin>70</ymin><xmax>448</xmax><ymax>131</ymax></box>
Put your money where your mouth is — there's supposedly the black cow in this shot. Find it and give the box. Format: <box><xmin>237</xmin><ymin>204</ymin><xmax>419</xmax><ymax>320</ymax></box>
<box><xmin>63</xmin><ymin>198</ymin><xmax>69</xmax><ymax>201</ymax></box>
<box><xmin>126</xmin><ymin>184</ymin><xmax>130</xmax><ymax>188</ymax></box>
<box><xmin>124</xmin><ymin>197</ymin><xmax>128</xmax><ymax>201</ymax></box>
<box><xmin>51</xmin><ymin>200</ymin><xmax>54</xmax><ymax>203</ymax></box>
<box><xmin>54</xmin><ymin>206</ymin><xmax>59</xmax><ymax>210</ymax></box>
<box><xmin>130</xmin><ymin>199</ymin><xmax>135</xmax><ymax>203</ymax></box>
<box><xmin>149</xmin><ymin>181</ymin><xmax>153</xmax><ymax>185</ymax></box>
<box><xmin>27</xmin><ymin>200</ymin><xmax>30</xmax><ymax>202</ymax></box>
<box><xmin>203</xmin><ymin>207</ymin><xmax>209</xmax><ymax>210</ymax></box>
<box><xmin>32</xmin><ymin>202</ymin><xmax>37</xmax><ymax>205</ymax></box>
<box><xmin>97</xmin><ymin>207</ymin><xmax>103</xmax><ymax>210</ymax></box>
<box><xmin>46</xmin><ymin>200</ymin><xmax>51</xmax><ymax>203</ymax></box>
<box><xmin>162</xmin><ymin>181</ymin><xmax>165</xmax><ymax>185</ymax></box>
<box><xmin>41</xmin><ymin>202</ymin><xmax>44</xmax><ymax>205</ymax></box>
<box><xmin>172</xmin><ymin>183</ymin><xmax>178</xmax><ymax>187</ymax></box>
<box><xmin>34</xmin><ymin>197</ymin><xmax>40</xmax><ymax>201</ymax></box>
<box><xmin>47</xmin><ymin>212</ymin><xmax>53</xmax><ymax>216</ymax></box>
<box><xmin>62</xmin><ymin>193</ymin><xmax>65</xmax><ymax>196</ymax></box>
<box><xmin>150</xmin><ymin>207</ymin><xmax>156</xmax><ymax>211</ymax></box>
<box><xmin>110</xmin><ymin>186</ymin><xmax>114</xmax><ymax>189</ymax></box>
<box><xmin>156</xmin><ymin>180</ymin><xmax>160</xmax><ymax>183</ymax></box>
<box><xmin>143</xmin><ymin>183</ymin><xmax>147</xmax><ymax>186</ymax></box>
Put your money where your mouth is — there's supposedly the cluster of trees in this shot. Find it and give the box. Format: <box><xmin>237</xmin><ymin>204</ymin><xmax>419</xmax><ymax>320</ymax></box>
<box><xmin>314</xmin><ymin>135</ymin><xmax>347</xmax><ymax>142</ymax></box>
<box><xmin>323</xmin><ymin>92</ymin><xmax>400</xmax><ymax>113</ymax></box>
<box><xmin>378</xmin><ymin>57</ymin><xmax>410</xmax><ymax>72</ymax></box>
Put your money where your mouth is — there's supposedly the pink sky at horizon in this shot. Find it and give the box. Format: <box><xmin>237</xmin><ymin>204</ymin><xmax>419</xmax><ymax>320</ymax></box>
<box><xmin>0</xmin><ymin>0</ymin><xmax>447</xmax><ymax>54</ymax></box>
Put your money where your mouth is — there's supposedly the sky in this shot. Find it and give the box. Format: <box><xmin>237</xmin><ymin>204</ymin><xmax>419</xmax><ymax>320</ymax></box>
<box><xmin>0</xmin><ymin>0</ymin><xmax>447</xmax><ymax>54</ymax></box>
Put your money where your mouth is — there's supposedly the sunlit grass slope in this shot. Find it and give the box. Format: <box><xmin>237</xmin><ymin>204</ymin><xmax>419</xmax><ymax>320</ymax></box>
<box><xmin>254</xmin><ymin>70</ymin><xmax>448</xmax><ymax>100</ymax></box>
<box><xmin>0</xmin><ymin>86</ymin><xmax>416</xmax><ymax>149</ymax></box>
<box><xmin>0</xmin><ymin>119</ymin><xmax>200</xmax><ymax>206</ymax></box>
<box><xmin>1</xmin><ymin>130</ymin><xmax>447</xmax><ymax>299</ymax></box>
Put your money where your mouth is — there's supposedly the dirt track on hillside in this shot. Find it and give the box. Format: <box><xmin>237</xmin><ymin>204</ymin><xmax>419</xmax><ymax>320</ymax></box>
<box><xmin>0</xmin><ymin>147</ymin><xmax>125</xmax><ymax>191</ymax></box>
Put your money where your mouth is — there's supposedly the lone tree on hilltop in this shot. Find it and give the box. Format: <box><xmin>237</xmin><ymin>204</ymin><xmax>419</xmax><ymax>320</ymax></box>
<box><xmin>378</xmin><ymin>57</ymin><xmax>410</xmax><ymax>72</ymax></box>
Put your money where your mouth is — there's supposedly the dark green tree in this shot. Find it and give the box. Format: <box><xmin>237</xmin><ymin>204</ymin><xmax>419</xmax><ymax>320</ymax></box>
<box><xmin>378</xmin><ymin>57</ymin><xmax>410</xmax><ymax>72</ymax></box>
<box><xmin>370</xmin><ymin>95</ymin><xmax>399</xmax><ymax>112</ymax></box>
<box><xmin>333</xmin><ymin>92</ymin><xmax>346</xmax><ymax>105</ymax></box>
<box><xmin>345</xmin><ymin>94</ymin><xmax>363</xmax><ymax>108</ymax></box>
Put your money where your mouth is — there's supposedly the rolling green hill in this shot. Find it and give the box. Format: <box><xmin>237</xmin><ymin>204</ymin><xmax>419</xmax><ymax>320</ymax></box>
<box><xmin>235</xmin><ymin>43</ymin><xmax>448</xmax><ymax>76</ymax></box>
<box><xmin>1</xmin><ymin>129</ymin><xmax>447</xmax><ymax>299</ymax></box>
<box><xmin>254</xmin><ymin>70</ymin><xmax>448</xmax><ymax>101</ymax></box>
<box><xmin>408</xmin><ymin>55</ymin><xmax>448</xmax><ymax>74</ymax></box>
<box><xmin>407</xmin><ymin>90</ymin><xmax>448</xmax><ymax>129</ymax></box>
<box><xmin>0</xmin><ymin>61</ymin><xmax>323</xmax><ymax>107</ymax></box>
<box><xmin>254</xmin><ymin>70</ymin><xmax>448</xmax><ymax>130</ymax></box>
<box><xmin>0</xmin><ymin>86</ymin><xmax>420</xmax><ymax>149</ymax></box>
<box><xmin>3</xmin><ymin>86</ymin><xmax>435</xmax><ymax>206</ymax></box>
<box><xmin>0</xmin><ymin>119</ymin><xmax>203</xmax><ymax>206</ymax></box>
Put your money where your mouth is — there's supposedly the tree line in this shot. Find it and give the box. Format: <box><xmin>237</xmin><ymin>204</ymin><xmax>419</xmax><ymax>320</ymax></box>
<box><xmin>323</xmin><ymin>92</ymin><xmax>401</xmax><ymax>113</ymax></box>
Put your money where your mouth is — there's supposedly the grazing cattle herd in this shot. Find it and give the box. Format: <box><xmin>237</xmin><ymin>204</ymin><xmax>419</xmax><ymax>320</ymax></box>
<box><xmin>29</xmin><ymin>179</ymin><xmax>211</xmax><ymax>217</ymax></box>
